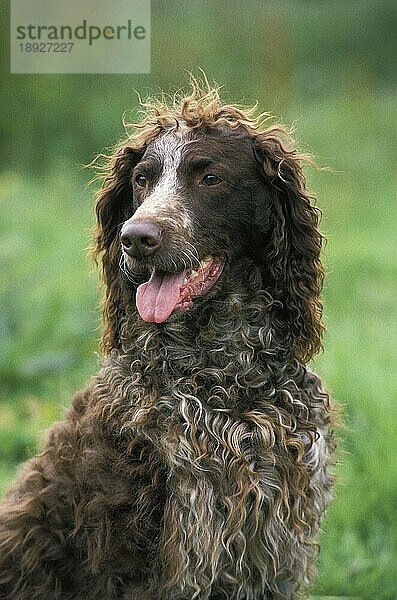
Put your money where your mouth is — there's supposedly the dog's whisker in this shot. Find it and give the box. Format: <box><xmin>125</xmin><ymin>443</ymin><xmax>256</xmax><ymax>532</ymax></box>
<box><xmin>185</xmin><ymin>241</ymin><xmax>201</xmax><ymax>264</ymax></box>
<box><xmin>179</xmin><ymin>249</ymin><xmax>195</xmax><ymax>270</ymax></box>
<box><xmin>119</xmin><ymin>254</ymin><xmax>140</xmax><ymax>284</ymax></box>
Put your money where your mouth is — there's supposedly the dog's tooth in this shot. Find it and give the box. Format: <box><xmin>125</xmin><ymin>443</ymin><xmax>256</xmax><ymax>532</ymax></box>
<box><xmin>201</xmin><ymin>255</ymin><xmax>213</xmax><ymax>267</ymax></box>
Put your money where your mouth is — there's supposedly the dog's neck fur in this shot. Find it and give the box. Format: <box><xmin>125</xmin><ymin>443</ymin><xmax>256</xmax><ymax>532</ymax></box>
<box><xmin>95</xmin><ymin>272</ymin><xmax>308</xmax><ymax>426</ymax></box>
<box><xmin>121</xmin><ymin>275</ymin><xmax>279</xmax><ymax>371</ymax></box>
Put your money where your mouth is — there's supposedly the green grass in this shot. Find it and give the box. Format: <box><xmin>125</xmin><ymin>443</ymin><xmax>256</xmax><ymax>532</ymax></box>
<box><xmin>0</xmin><ymin>168</ymin><xmax>99</xmax><ymax>491</ymax></box>
<box><xmin>1</xmin><ymin>90</ymin><xmax>396</xmax><ymax>599</ymax></box>
<box><xmin>303</xmin><ymin>91</ymin><xmax>397</xmax><ymax>599</ymax></box>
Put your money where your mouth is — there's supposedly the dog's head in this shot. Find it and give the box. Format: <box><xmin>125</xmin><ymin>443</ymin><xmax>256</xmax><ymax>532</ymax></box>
<box><xmin>94</xmin><ymin>79</ymin><xmax>324</xmax><ymax>363</ymax></box>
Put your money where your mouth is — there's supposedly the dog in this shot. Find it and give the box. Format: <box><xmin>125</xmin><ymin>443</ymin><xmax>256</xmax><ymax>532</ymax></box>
<box><xmin>0</xmin><ymin>79</ymin><xmax>336</xmax><ymax>599</ymax></box>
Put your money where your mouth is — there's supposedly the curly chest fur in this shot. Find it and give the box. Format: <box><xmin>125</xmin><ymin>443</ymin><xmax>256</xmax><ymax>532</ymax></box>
<box><xmin>85</xmin><ymin>305</ymin><xmax>333</xmax><ymax>599</ymax></box>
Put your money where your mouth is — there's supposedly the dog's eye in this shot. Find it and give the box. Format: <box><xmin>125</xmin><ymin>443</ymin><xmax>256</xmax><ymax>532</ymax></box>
<box><xmin>135</xmin><ymin>174</ymin><xmax>147</xmax><ymax>187</ymax></box>
<box><xmin>202</xmin><ymin>174</ymin><xmax>222</xmax><ymax>187</ymax></box>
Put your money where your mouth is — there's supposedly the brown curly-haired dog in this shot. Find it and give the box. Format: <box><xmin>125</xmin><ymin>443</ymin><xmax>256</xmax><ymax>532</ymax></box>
<box><xmin>0</xmin><ymin>79</ymin><xmax>336</xmax><ymax>599</ymax></box>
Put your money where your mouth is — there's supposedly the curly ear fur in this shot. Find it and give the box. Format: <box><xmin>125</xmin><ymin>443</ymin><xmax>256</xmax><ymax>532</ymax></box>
<box><xmin>93</xmin><ymin>145</ymin><xmax>144</xmax><ymax>354</ymax></box>
<box><xmin>254</xmin><ymin>130</ymin><xmax>325</xmax><ymax>363</ymax></box>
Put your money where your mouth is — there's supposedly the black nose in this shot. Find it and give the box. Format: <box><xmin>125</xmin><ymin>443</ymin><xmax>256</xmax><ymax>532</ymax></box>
<box><xmin>121</xmin><ymin>221</ymin><xmax>163</xmax><ymax>258</ymax></box>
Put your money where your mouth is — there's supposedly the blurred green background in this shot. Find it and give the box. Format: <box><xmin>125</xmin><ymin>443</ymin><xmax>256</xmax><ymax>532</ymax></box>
<box><xmin>1</xmin><ymin>1</ymin><xmax>396</xmax><ymax>597</ymax></box>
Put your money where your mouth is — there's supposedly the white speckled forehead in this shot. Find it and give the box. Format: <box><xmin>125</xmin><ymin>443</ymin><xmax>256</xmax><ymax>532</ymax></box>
<box><xmin>132</xmin><ymin>131</ymin><xmax>193</xmax><ymax>231</ymax></box>
<box><xmin>150</xmin><ymin>132</ymin><xmax>187</xmax><ymax>194</ymax></box>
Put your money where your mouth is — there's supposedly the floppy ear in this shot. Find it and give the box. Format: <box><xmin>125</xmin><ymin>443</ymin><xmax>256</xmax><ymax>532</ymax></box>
<box><xmin>93</xmin><ymin>145</ymin><xmax>144</xmax><ymax>354</ymax></box>
<box><xmin>253</xmin><ymin>130</ymin><xmax>324</xmax><ymax>363</ymax></box>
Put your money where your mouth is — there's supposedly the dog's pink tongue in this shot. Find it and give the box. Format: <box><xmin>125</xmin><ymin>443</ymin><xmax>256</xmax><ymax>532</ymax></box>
<box><xmin>136</xmin><ymin>269</ymin><xmax>187</xmax><ymax>323</ymax></box>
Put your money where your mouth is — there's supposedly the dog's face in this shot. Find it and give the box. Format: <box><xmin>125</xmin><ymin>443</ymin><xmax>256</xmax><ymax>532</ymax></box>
<box><xmin>120</xmin><ymin>126</ymin><xmax>265</xmax><ymax>323</ymax></box>
<box><xmin>95</xmin><ymin>92</ymin><xmax>324</xmax><ymax>360</ymax></box>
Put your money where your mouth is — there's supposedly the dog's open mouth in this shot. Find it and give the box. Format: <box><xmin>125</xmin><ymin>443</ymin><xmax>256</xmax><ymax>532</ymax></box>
<box><xmin>136</xmin><ymin>255</ymin><xmax>225</xmax><ymax>323</ymax></box>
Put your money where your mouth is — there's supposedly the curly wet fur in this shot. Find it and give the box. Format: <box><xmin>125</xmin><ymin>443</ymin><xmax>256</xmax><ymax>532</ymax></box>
<box><xmin>0</xmin><ymin>78</ymin><xmax>336</xmax><ymax>600</ymax></box>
